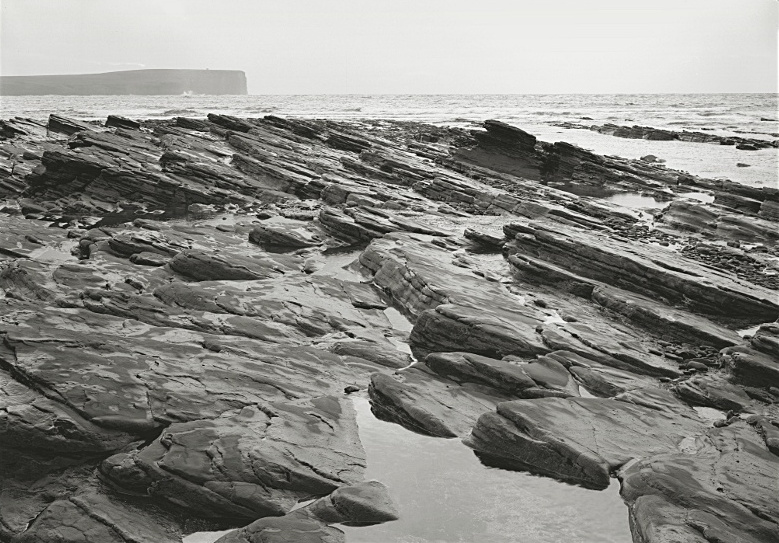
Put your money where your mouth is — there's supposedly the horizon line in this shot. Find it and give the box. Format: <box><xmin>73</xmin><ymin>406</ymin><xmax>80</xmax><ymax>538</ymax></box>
<box><xmin>1</xmin><ymin>91</ymin><xmax>777</xmax><ymax>97</ymax></box>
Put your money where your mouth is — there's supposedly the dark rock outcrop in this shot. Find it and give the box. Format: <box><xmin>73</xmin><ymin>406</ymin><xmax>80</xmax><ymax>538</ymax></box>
<box><xmin>48</xmin><ymin>114</ymin><xmax>95</xmax><ymax>135</ymax></box>
<box><xmin>105</xmin><ymin>115</ymin><xmax>140</xmax><ymax>130</ymax></box>
<box><xmin>506</xmin><ymin>220</ymin><xmax>778</xmax><ymax>324</ymax></box>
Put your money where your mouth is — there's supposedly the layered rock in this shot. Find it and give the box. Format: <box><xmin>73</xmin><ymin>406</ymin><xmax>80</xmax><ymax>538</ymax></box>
<box><xmin>368</xmin><ymin>351</ymin><xmax>583</xmax><ymax>438</ymax></box>
<box><xmin>101</xmin><ymin>397</ymin><xmax>366</xmax><ymax>519</ymax></box>
<box><xmin>659</xmin><ymin>200</ymin><xmax>779</xmax><ymax>245</ymax></box>
<box><xmin>506</xmin><ymin>220</ymin><xmax>778</xmax><ymax>324</ymax></box>
<box><xmin>721</xmin><ymin>323</ymin><xmax>779</xmax><ymax>388</ymax></box>
<box><xmin>464</xmin><ymin>388</ymin><xmax>705</xmax><ymax>489</ymax></box>
<box><xmin>1</xmin><ymin>113</ymin><xmax>778</xmax><ymax>543</ymax></box>
<box><xmin>553</xmin><ymin>121</ymin><xmax>779</xmax><ymax>150</ymax></box>
<box><xmin>620</xmin><ymin>422</ymin><xmax>779</xmax><ymax>543</ymax></box>
<box><xmin>214</xmin><ymin>481</ymin><xmax>398</xmax><ymax>543</ymax></box>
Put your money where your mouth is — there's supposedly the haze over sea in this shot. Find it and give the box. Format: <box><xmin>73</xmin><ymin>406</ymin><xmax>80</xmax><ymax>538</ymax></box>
<box><xmin>2</xmin><ymin>93</ymin><xmax>777</xmax><ymax>188</ymax></box>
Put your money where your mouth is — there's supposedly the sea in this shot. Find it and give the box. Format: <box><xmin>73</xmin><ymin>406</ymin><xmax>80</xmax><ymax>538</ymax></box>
<box><xmin>1</xmin><ymin>93</ymin><xmax>777</xmax><ymax>188</ymax></box>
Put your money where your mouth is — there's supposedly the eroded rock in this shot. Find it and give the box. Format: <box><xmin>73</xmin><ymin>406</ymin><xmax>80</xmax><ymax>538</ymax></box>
<box><xmin>465</xmin><ymin>388</ymin><xmax>705</xmax><ymax>489</ymax></box>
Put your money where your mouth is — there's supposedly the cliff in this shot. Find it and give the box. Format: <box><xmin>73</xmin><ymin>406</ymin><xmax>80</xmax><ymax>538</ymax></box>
<box><xmin>0</xmin><ymin>69</ymin><xmax>247</xmax><ymax>96</ymax></box>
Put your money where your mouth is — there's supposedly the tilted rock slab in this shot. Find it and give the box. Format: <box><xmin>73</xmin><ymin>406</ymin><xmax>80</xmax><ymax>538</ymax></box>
<box><xmin>101</xmin><ymin>397</ymin><xmax>366</xmax><ymax>519</ymax></box>
<box><xmin>619</xmin><ymin>423</ymin><xmax>779</xmax><ymax>543</ymax></box>
<box><xmin>368</xmin><ymin>351</ymin><xmax>583</xmax><ymax>438</ymax></box>
<box><xmin>215</xmin><ymin>481</ymin><xmax>398</xmax><ymax>543</ymax></box>
<box><xmin>465</xmin><ymin>388</ymin><xmax>704</xmax><ymax>490</ymax></box>
<box><xmin>0</xmin><ymin>306</ymin><xmax>373</xmax><ymax>453</ymax></box>
<box><xmin>506</xmin><ymin>220</ymin><xmax>779</xmax><ymax>324</ymax></box>
<box><xmin>360</xmin><ymin>234</ymin><xmax>549</xmax><ymax>358</ymax></box>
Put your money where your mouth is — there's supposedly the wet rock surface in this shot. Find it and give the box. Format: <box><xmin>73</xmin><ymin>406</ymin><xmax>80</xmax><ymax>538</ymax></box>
<box><xmin>552</xmin><ymin>121</ymin><xmax>779</xmax><ymax>150</ymax></box>
<box><xmin>619</xmin><ymin>422</ymin><xmax>779</xmax><ymax>543</ymax></box>
<box><xmin>0</xmin><ymin>114</ymin><xmax>777</xmax><ymax>542</ymax></box>
<box><xmin>464</xmin><ymin>388</ymin><xmax>704</xmax><ymax>489</ymax></box>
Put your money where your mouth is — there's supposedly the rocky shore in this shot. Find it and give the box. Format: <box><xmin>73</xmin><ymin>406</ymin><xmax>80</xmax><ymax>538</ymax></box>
<box><xmin>551</xmin><ymin>121</ymin><xmax>779</xmax><ymax>150</ymax></box>
<box><xmin>0</xmin><ymin>112</ymin><xmax>777</xmax><ymax>543</ymax></box>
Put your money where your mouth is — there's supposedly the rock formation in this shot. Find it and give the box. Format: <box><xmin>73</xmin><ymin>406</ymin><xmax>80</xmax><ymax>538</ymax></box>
<box><xmin>552</xmin><ymin>121</ymin><xmax>779</xmax><ymax>150</ymax></box>
<box><xmin>0</xmin><ymin>112</ymin><xmax>776</xmax><ymax>542</ymax></box>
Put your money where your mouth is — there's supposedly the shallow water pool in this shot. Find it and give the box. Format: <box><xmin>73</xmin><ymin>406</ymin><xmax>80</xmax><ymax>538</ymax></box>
<box><xmin>184</xmin><ymin>394</ymin><xmax>633</xmax><ymax>543</ymax></box>
<box><xmin>340</xmin><ymin>396</ymin><xmax>632</xmax><ymax>543</ymax></box>
<box><xmin>604</xmin><ymin>192</ymin><xmax>668</xmax><ymax>209</ymax></box>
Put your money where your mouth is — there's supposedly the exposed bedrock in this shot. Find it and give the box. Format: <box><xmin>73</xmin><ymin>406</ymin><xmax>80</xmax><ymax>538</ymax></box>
<box><xmin>505</xmin><ymin>220</ymin><xmax>778</xmax><ymax>325</ymax></box>
<box><xmin>168</xmin><ymin>249</ymin><xmax>300</xmax><ymax>281</ymax></box>
<box><xmin>457</xmin><ymin>120</ymin><xmax>779</xmax><ymax>207</ymax></box>
<box><xmin>672</xmin><ymin>373</ymin><xmax>755</xmax><ymax>412</ymax></box>
<box><xmin>359</xmin><ymin>234</ymin><xmax>550</xmax><ymax>358</ymax></box>
<box><xmin>248</xmin><ymin>221</ymin><xmax>324</xmax><ymax>250</ymax></box>
<box><xmin>619</xmin><ymin>422</ymin><xmax>779</xmax><ymax>543</ymax></box>
<box><xmin>8</xmin><ymin>484</ymin><xmax>185</xmax><ymax>543</ymax></box>
<box><xmin>214</xmin><ymin>481</ymin><xmax>398</xmax><ymax>543</ymax></box>
<box><xmin>367</xmin><ymin>351</ymin><xmax>584</xmax><ymax>438</ymax></box>
<box><xmin>659</xmin><ymin>200</ymin><xmax>779</xmax><ymax>245</ymax></box>
<box><xmin>552</xmin><ymin>120</ymin><xmax>779</xmax><ymax>150</ymax></box>
<box><xmin>359</xmin><ymin>233</ymin><xmax>685</xmax><ymax>378</ymax></box>
<box><xmin>721</xmin><ymin>323</ymin><xmax>779</xmax><ymax>389</ymax></box>
<box><xmin>589</xmin><ymin>285</ymin><xmax>742</xmax><ymax>348</ymax></box>
<box><xmin>101</xmin><ymin>397</ymin><xmax>366</xmax><ymax>519</ymax></box>
<box><xmin>1</xmin><ymin>114</ymin><xmax>778</xmax><ymax>543</ymax></box>
<box><xmin>464</xmin><ymin>388</ymin><xmax>706</xmax><ymax>490</ymax></box>
<box><xmin>0</xmin><ymin>305</ymin><xmax>379</xmax><ymax>451</ymax></box>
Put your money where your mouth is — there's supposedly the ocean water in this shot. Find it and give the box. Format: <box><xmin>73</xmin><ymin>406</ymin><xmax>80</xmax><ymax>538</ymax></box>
<box><xmin>1</xmin><ymin>93</ymin><xmax>777</xmax><ymax>187</ymax></box>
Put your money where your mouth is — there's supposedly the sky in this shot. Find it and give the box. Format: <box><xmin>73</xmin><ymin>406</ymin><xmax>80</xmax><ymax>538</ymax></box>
<box><xmin>1</xmin><ymin>0</ymin><xmax>777</xmax><ymax>94</ymax></box>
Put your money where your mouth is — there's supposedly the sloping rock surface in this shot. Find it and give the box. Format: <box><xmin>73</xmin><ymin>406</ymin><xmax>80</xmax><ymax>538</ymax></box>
<box><xmin>465</xmin><ymin>388</ymin><xmax>705</xmax><ymax>489</ymax></box>
<box><xmin>1</xmin><ymin>114</ymin><xmax>777</xmax><ymax>543</ymax></box>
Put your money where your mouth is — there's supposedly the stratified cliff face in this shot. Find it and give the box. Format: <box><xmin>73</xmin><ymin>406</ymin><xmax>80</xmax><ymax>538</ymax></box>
<box><xmin>0</xmin><ymin>69</ymin><xmax>247</xmax><ymax>95</ymax></box>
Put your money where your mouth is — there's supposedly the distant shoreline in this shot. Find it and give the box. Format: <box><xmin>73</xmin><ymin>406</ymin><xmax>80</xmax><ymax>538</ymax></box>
<box><xmin>0</xmin><ymin>69</ymin><xmax>247</xmax><ymax>96</ymax></box>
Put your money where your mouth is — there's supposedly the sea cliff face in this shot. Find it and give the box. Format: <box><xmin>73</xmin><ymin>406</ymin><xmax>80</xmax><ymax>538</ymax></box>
<box><xmin>0</xmin><ymin>69</ymin><xmax>248</xmax><ymax>96</ymax></box>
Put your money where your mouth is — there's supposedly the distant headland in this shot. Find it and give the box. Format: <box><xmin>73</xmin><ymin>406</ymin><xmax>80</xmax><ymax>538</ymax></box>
<box><xmin>0</xmin><ymin>69</ymin><xmax>247</xmax><ymax>96</ymax></box>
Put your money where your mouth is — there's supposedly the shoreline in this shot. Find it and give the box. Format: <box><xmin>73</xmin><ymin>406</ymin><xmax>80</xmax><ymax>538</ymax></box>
<box><xmin>3</xmin><ymin>97</ymin><xmax>777</xmax><ymax>188</ymax></box>
<box><xmin>0</xmin><ymin>112</ymin><xmax>777</xmax><ymax>543</ymax></box>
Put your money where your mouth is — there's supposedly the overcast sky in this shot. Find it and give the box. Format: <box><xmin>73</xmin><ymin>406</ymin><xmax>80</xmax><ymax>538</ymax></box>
<box><xmin>1</xmin><ymin>0</ymin><xmax>777</xmax><ymax>94</ymax></box>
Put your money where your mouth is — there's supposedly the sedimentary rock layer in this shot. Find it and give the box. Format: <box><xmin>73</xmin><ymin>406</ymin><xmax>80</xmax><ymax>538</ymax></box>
<box><xmin>0</xmin><ymin>113</ymin><xmax>777</xmax><ymax>543</ymax></box>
